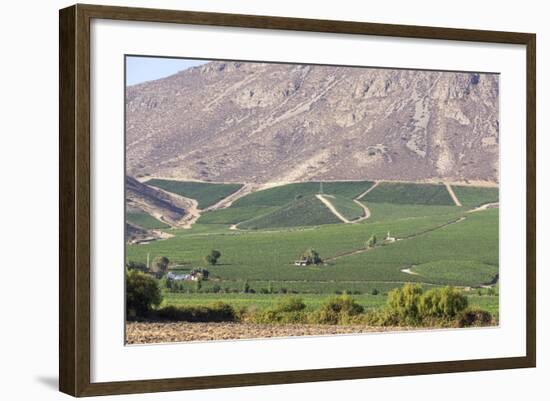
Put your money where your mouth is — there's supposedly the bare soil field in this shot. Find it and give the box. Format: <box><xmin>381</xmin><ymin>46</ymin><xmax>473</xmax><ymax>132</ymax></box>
<box><xmin>126</xmin><ymin>322</ymin><xmax>413</xmax><ymax>344</ymax></box>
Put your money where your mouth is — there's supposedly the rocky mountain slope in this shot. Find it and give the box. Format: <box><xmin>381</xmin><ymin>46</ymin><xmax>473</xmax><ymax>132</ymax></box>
<box><xmin>126</xmin><ymin>61</ymin><xmax>499</xmax><ymax>184</ymax></box>
<box><xmin>125</xmin><ymin>176</ymin><xmax>187</xmax><ymax>226</ymax></box>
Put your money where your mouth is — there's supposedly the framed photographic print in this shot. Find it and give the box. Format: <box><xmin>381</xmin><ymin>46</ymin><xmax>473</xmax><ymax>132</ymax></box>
<box><xmin>59</xmin><ymin>4</ymin><xmax>536</xmax><ymax>397</ymax></box>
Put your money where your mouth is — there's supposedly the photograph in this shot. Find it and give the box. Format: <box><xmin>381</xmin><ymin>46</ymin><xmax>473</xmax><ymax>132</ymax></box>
<box><xmin>124</xmin><ymin>56</ymin><xmax>500</xmax><ymax>345</ymax></box>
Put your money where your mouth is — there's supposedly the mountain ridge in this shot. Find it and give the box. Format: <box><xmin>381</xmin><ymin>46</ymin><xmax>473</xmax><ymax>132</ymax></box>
<box><xmin>126</xmin><ymin>61</ymin><xmax>499</xmax><ymax>184</ymax></box>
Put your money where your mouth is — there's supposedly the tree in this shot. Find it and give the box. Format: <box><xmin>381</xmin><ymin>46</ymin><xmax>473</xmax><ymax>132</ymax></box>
<box><xmin>126</xmin><ymin>270</ymin><xmax>162</xmax><ymax>317</ymax></box>
<box><xmin>387</xmin><ymin>284</ymin><xmax>424</xmax><ymax>324</ymax></box>
<box><xmin>419</xmin><ymin>286</ymin><xmax>468</xmax><ymax>319</ymax></box>
<box><xmin>150</xmin><ymin>256</ymin><xmax>169</xmax><ymax>276</ymax></box>
<box><xmin>126</xmin><ymin>261</ymin><xmax>148</xmax><ymax>272</ymax></box>
<box><xmin>366</xmin><ymin>235</ymin><xmax>377</xmax><ymax>249</ymax></box>
<box><xmin>300</xmin><ymin>248</ymin><xmax>322</xmax><ymax>265</ymax></box>
<box><xmin>204</xmin><ymin>250</ymin><xmax>222</xmax><ymax>265</ymax></box>
<box><xmin>242</xmin><ymin>279</ymin><xmax>250</xmax><ymax>293</ymax></box>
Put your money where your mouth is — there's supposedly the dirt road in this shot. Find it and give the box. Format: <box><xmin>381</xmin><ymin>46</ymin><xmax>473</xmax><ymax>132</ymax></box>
<box><xmin>468</xmin><ymin>202</ymin><xmax>499</xmax><ymax>213</ymax></box>
<box><xmin>356</xmin><ymin>181</ymin><xmax>380</xmax><ymax>200</ymax></box>
<box><xmin>316</xmin><ymin>194</ymin><xmax>371</xmax><ymax>224</ymax></box>
<box><xmin>445</xmin><ymin>183</ymin><xmax>462</xmax><ymax>207</ymax></box>
<box><xmin>316</xmin><ymin>194</ymin><xmax>350</xmax><ymax>223</ymax></box>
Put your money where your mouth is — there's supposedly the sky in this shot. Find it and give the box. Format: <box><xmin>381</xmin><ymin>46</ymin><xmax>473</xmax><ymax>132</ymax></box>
<box><xmin>125</xmin><ymin>56</ymin><xmax>208</xmax><ymax>86</ymax></box>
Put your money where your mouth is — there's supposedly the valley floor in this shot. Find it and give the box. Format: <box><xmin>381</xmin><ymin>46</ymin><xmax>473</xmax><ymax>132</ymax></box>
<box><xmin>125</xmin><ymin>179</ymin><xmax>500</xmax><ymax>343</ymax></box>
<box><xmin>125</xmin><ymin>322</ymin><xmax>418</xmax><ymax>344</ymax></box>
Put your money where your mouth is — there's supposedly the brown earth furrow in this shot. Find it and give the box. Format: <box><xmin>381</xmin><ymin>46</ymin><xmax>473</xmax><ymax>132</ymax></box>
<box><xmin>126</xmin><ymin>322</ymin><xmax>417</xmax><ymax>344</ymax></box>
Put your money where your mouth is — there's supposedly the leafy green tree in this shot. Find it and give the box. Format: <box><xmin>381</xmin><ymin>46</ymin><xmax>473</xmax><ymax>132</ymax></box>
<box><xmin>419</xmin><ymin>286</ymin><xmax>468</xmax><ymax>319</ymax></box>
<box><xmin>204</xmin><ymin>250</ymin><xmax>222</xmax><ymax>265</ymax></box>
<box><xmin>150</xmin><ymin>256</ymin><xmax>169</xmax><ymax>276</ymax></box>
<box><xmin>242</xmin><ymin>279</ymin><xmax>250</xmax><ymax>293</ymax></box>
<box><xmin>126</xmin><ymin>270</ymin><xmax>162</xmax><ymax>317</ymax></box>
<box><xmin>387</xmin><ymin>284</ymin><xmax>424</xmax><ymax>324</ymax></box>
<box><xmin>300</xmin><ymin>248</ymin><xmax>322</xmax><ymax>265</ymax></box>
<box><xmin>366</xmin><ymin>235</ymin><xmax>377</xmax><ymax>249</ymax></box>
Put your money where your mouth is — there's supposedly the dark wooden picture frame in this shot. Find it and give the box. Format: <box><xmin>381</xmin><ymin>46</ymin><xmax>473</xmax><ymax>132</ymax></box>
<box><xmin>59</xmin><ymin>3</ymin><xmax>536</xmax><ymax>397</ymax></box>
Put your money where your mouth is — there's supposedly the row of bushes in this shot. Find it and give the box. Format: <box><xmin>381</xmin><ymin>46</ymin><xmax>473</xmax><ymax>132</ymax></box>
<box><xmin>126</xmin><ymin>271</ymin><xmax>493</xmax><ymax>328</ymax></box>
<box><xmin>161</xmin><ymin>274</ymin><xmax>497</xmax><ymax>298</ymax></box>
<box><xmin>164</xmin><ymin>279</ymin><xmax>383</xmax><ymax>296</ymax></box>
<box><xmin>165</xmin><ymin>284</ymin><xmax>305</xmax><ymax>295</ymax></box>
<box><xmin>155</xmin><ymin>302</ymin><xmax>237</xmax><ymax>322</ymax></box>
<box><xmin>244</xmin><ymin>287</ymin><xmax>492</xmax><ymax>328</ymax></box>
<box><xmin>364</xmin><ymin>284</ymin><xmax>492</xmax><ymax>328</ymax></box>
<box><xmin>244</xmin><ymin>294</ymin><xmax>366</xmax><ymax>325</ymax></box>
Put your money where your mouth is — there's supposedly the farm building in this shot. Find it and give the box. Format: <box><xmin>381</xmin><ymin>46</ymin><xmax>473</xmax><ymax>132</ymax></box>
<box><xmin>166</xmin><ymin>271</ymin><xmax>194</xmax><ymax>281</ymax></box>
<box><xmin>166</xmin><ymin>268</ymin><xmax>209</xmax><ymax>281</ymax></box>
<box><xmin>385</xmin><ymin>231</ymin><xmax>396</xmax><ymax>243</ymax></box>
<box><xmin>294</xmin><ymin>259</ymin><xmax>310</xmax><ymax>266</ymax></box>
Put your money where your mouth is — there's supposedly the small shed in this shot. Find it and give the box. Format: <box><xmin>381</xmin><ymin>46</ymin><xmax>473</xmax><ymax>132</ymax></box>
<box><xmin>385</xmin><ymin>231</ymin><xmax>396</xmax><ymax>243</ymax></box>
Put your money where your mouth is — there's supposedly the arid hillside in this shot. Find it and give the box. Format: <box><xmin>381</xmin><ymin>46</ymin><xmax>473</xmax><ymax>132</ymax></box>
<box><xmin>126</xmin><ymin>61</ymin><xmax>499</xmax><ymax>184</ymax></box>
<box><xmin>125</xmin><ymin>176</ymin><xmax>187</xmax><ymax>226</ymax></box>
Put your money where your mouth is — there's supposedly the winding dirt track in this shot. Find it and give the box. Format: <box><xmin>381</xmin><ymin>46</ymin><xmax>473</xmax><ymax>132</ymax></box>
<box><xmin>445</xmin><ymin>183</ymin><xmax>462</xmax><ymax>207</ymax></box>
<box><xmin>316</xmin><ymin>194</ymin><xmax>350</xmax><ymax>223</ymax></box>
<box><xmin>356</xmin><ymin>180</ymin><xmax>380</xmax><ymax>200</ymax></box>
<box><xmin>468</xmin><ymin>202</ymin><xmax>499</xmax><ymax>213</ymax></box>
<box><xmin>316</xmin><ymin>194</ymin><xmax>371</xmax><ymax>224</ymax></box>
